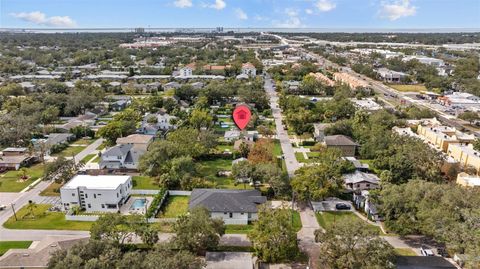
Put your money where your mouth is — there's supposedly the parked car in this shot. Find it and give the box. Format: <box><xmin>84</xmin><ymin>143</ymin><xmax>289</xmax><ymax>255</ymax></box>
<box><xmin>437</xmin><ymin>247</ymin><xmax>448</xmax><ymax>257</ymax></box>
<box><xmin>421</xmin><ymin>246</ymin><xmax>435</xmax><ymax>256</ymax></box>
<box><xmin>335</xmin><ymin>203</ymin><xmax>351</xmax><ymax>210</ymax></box>
<box><xmin>0</xmin><ymin>205</ymin><xmax>7</xmax><ymax>210</ymax></box>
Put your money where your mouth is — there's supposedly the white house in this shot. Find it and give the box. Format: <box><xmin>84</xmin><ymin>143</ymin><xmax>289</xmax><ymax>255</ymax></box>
<box><xmin>375</xmin><ymin>68</ymin><xmax>407</xmax><ymax>83</ymax></box>
<box><xmin>241</xmin><ymin>63</ymin><xmax>256</xmax><ymax>77</ymax></box>
<box><xmin>343</xmin><ymin>171</ymin><xmax>380</xmax><ymax>192</ymax></box>
<box><xmin>188</xmin><ymin>189</ymin><xmax>266</xmax><ymax>225</ymax></box>
<box><xmin>60</xmin><ymin>175</ymin><xmax>132</xmax><ymax>213</ymax></box>
<box><xmin>99</xmin><ymin>144</ymin><xmax>144</xmax><ymax>170</ymax></box>
<box><xmin>224</xmin><ymin>130</ymin><xmax>241</xmax><ymax>142</ymax></box>
<box><xmin>178</xmin><ymin>67</ymin><xmax>193</xmax><ymax>77</ymax></box>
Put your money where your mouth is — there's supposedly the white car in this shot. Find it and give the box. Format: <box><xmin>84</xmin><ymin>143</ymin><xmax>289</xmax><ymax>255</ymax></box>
<box><xmin>0</xmin><ymin>205</ymin><xmax>7</xmax><ymax>211</ymax></box>
<box><xmin>420</xmin><ymin>246</ymin><xmax>435</xmax><ymax>256</ymax></box>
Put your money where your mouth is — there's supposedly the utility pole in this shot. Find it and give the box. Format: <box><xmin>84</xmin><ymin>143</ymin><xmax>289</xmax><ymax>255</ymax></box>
<box><xmin>11</xmin><ymin>203</ymin><xmax>17</xmax><ymax>221</ymax></box>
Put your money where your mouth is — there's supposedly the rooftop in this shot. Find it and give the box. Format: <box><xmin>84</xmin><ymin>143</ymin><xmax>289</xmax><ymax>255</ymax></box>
<box><xmin>189</xmin><ymin>189</ymin><xmax>266</xmax><ymax>213</ymax></box>
<box><xmin>62</xmin><ymin>175</ymin><xmax>131</xmax><ymax>190</ymax></box>
<box><xmin>325</xmin><ymin>135</ymin><xmax>358</xmax><ymax>146</ymax></box>
<box><xmin>343</xmin><ymin>171</ymin><xmax>380</xmax><ymax>185</ymax></box>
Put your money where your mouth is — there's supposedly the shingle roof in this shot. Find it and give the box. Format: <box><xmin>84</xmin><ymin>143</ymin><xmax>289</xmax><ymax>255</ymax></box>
<box><xmin>102</xmin><ymin>144</ymin><xmax>133</xmax><ymax>157</ymax></box>
<box><xmin>325</xmin><ymin>135</ymin><xmax>359</xmax><ymax>146</ymax></box>
<box><xmin>343</xmin><ymin>171</ymin><xmax>380</xmax><ymax>185</ymax></box>
<box><xmin>189</xmin><ymin>189</ymin><xmax>266</xmax><ymax>213</ymax></box>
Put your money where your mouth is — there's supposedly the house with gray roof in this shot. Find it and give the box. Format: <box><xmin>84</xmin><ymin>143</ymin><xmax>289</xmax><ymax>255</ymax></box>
<box><xmin>343</xmin><ymin>171</ymin><xmax>380</xmax><ymax>192</ymax></box>
<box><xmin>324</xmin><ymin>135</ymin><xmax>359</xmax><ymax>157</ymax></box>
<box><xmin>99</xmin><ymin>144</ymin><xmax>145</xmax><ymax>170</ymax></box>
<box><xmin>189</xmin><ymin>189</ymin><xmax>267</xmax><ymax>225</ymax></box>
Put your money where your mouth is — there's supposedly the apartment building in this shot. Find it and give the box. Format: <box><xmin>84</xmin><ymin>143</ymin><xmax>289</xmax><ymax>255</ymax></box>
<box><xmin>447</xmin><ymin>143</ymin><xmax>480</xmax><ymax>173</ymax></box>
<box><xmin>417</xmin><ymin>124</ymin><xmax>475</xmax><ymax>152</ymax></box>
<box><xmin>333</xmin><ymin>72</ymin><xmax>369</xmax><ymax>89</ymax></box>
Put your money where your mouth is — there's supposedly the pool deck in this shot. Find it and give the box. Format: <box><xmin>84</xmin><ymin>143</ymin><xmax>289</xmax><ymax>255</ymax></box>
<box><xmin>120</xmin><ymin>196</ymin><xmax>153</xmax><ymax>215</ymax></box>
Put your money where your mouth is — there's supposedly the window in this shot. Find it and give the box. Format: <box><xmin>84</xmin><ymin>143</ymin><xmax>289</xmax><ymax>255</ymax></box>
<box><xmin>241</xmin><ymin>213</ymin><xmax>244</xmax><ymax>215</ymax></box>
<box><xmin>88</xmin><ymin>204</ymin><xmax>91</xmax><ymax>208</ymax></box>
<box><xmin>224</xmin><ymin>212</ymin><xmax>227</xmax><ymax>215</ymax></box>
<box><xmin>101</xmin><ymin>204</ymin><xmax>105</xmax><ymax>208</ymax></box>
<box><xmin>98</xmin><ymin>194</ymin><xmax>101</xmax><ymax>196</ymax></box>
<box><xmin>71</xmin><ymin>193</ymin><xmax>75</xmax><ymax>196</ymax></box>
<box><xmin>117</xmin><ymin>193</ymin><xmax>119</xmax><ymax>198</ymax></box>
<box><xmin>229</xmin><ymin>213</ymin><xmax>233</xmax><ymax>218</ymax></box>
<box><xmin>366</xmin><ymin>184</ymin><xmax>370</xmax><ymax>187</ymax></box>
<box><xmin>94</xmin><ymin>194</ymin><xmax>96</xmax><ymax>199</ymax></box>
<box><xmin>85</xmin><ymin>194</ymin><xmax>88</xmax><ymax>198</ymax></box>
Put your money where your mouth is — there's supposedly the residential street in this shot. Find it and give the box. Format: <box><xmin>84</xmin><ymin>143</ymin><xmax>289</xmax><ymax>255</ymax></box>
<box><xmin>264</xmin><ymin>75</ymin><xmax>321</xmax><ymax>267</ymax></box>
<box><xmin>0</xmin><ymin>138</ymin><xmax>104</xmax><ymax>241</ymax></box>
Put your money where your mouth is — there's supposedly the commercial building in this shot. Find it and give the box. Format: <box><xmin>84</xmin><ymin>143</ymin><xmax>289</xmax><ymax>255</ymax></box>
<box><xmin>60</xmin><ymin>175</ymin><xmax>132</xmax><ymax>212</ymax></box>
<box><xmin>417</xmin><ymin>125</ymin><xmax>475</xmax><ymax>152</ymax></box>
<box><xmin>375</xmin><ymin>68</ymin><xmax>407</xmax><ymax>83</ymax></box>
<box><xmin>447</xmin><ymin>143</ymin><xmax>480</xmax><ymax>173</ymax></box>
<box><xmin>456</xmin><ymin>172</ymin><xmax>480</xmax><ymax>187</ymax></box>
<box><xmin>402</xmin><ymin>55</ymin><xmax>445</xmax><ymax>67</ymax></box>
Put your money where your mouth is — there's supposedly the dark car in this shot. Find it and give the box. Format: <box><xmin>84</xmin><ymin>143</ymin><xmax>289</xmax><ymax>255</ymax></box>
<box><xmin>437</xmin><ymin>247</ymin><xmax>448</xmax><ymax>257</ymax></box>
<box><xmin>335</xmin><ymin>203</ymin><xmax>351</xmax><ymax>210</ymax></box>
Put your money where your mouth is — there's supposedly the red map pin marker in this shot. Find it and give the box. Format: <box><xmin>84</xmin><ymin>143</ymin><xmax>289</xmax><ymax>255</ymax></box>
<box><xmin>233</xmin><ymin>105</ymin><xmax>251</xmax><ymax>130</ymax></box>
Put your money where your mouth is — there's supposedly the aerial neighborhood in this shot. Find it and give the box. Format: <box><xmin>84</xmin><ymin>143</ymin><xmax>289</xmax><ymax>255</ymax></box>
<box><xmin>0</xmin><ymin>22</ymin><xmax>479</xmax><ymax>269</ymax></box>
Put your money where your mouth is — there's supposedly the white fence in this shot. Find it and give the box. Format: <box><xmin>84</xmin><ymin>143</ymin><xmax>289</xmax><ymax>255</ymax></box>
<box><xmin>65</xmin><ymin>214</ymin><xmax>99</xmax><ymax>221</ymax></box>
<box><xmin>168</xmin><ymin>190</ymin><xmax>191</xmax><ymax>196</ymax></box>
<box><xmin>130</xmin><ymin>190</ymin><xmax>191</xmax><ymax>196</ymax></box>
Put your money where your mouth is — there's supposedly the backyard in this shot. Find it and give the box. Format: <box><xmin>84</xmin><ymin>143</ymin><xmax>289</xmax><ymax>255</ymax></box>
<box><xmin>0</xmin><ymin>241</ymin><xmax>32</xmax><ymax>256</ymax></box>
<box><xmin>3</xmin><ymin>204</ymin><xmax>92</xmax><ymax>230</ymax></box>
<box><xmin>225</xmin><ymin>211</ymin><xmax>301</xmax><ymax>234</ymax></box>
<box><xmin>132</xmin><ymin>176</ymin><xmax>160</xmax><ymax>190</ymax></box>
<box><xmin>157</xmin><ymin>195</ymin><xmax>189</xmax><ymax>218</ymax></box>
<box><xmin>0</xmin><ymin>164</ymin><xmax>45</xmax><ymax>192</ymax></box>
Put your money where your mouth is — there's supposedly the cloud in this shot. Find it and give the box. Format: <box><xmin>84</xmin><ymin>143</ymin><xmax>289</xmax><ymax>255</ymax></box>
<box><xmin>273</xmin><ymin>8</ymin><xmax>304</xmax><ymax>28</ymax></box>
<box><xmin>235</xmin><ymin>8</ymin><xmax>248</xmax><ymax>20</ymax></box>
<box><xmin>173</xmin><ymin>0</ymin><xmax>193</xmax><ymax>8</ymax></box>
<box><xmin>208</xmin><ymin>0</ymin><xmax>226</xmax><ymax>10</ymax></box>
<box><xmin>380</xmin><ymin>0</ymin><xmax>417</xmax><ymax>20</ymax></box>
<box><xmin>315</xmin><ymin>0</ymin><xmax>336</xmax><ymax>12</ymax></box>
<box><xmin>305</xmin><ymin>9</ymin><xmax>314</xmax><ymax>15</ymax></box>
<box><xmin>10</xmin><ymin>11</ymin><xmax>76</xmax><ymax>27</ymax></box>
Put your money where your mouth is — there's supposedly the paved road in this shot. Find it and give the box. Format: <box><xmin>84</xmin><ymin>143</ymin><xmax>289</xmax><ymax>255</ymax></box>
<box><xmin>73</xmin><ymin>138</ymin><xmax>104</xmax><ymax>165</ymax></box>
<box><xmin>264</xmin><ymin>75</ymin><xmax>300</xmax><ymax>177</ymax></box>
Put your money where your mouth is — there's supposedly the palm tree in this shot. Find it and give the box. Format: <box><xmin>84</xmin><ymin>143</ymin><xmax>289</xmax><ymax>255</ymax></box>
<box><xmin>27</xmin><ymin>200</ymin><xmax>37</xmax><ymax>219</ymax></box>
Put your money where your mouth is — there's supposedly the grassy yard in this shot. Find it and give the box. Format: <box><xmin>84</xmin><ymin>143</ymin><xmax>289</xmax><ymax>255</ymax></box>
<box><xmin>217</xmin><ymin>144</ymin><xmax>234</xmax><ymax>152</ymax></box>
<box><xmin>3</xmin><ymin>204</ymin><xmax>92</xmax><ymax>230</ymax></box>
<box><xmin>72</xmin><ymin>139</ymin><xmax>94</xmax><ymax>145</ymax></box>
<box><xmin>0</xmin><ymin>241</ymin><xmax>32</xmax><ymax>256</ymax></box>
<box><xmin>316</xmin><ymin>212</ymin><xmax>386</xmax><ymax>235</ymax></box>
<box><xmin>39</xmin><ymin>182</ymin><xmax>62</xmax><ymax>196</ymax></box>
<box><xmin>225</xmin><ymin>224</ymin><xmax>253</xmax><ymax>234</ymax></box>
<box><xmin>52</xmin><ymin>145</ymin><xmax>87</xmax><ymax>158</ymax></box>
<box><xmin>388</xmin><ymin>84</ymin><xmax>427</xmax><ymax>93</ymax></box>
<box><xmin>81</xmin><ymin>154</ymin><xmax>96</xmax><ymax>163</ymax></box>
<box><xmin>295</xmin><ymin>152</ymin><xmax>307</xmax><ymax>163</ymax></box>
<box><xmin>0</xmin><ymin>164</ymin><xmax>45</xmax><ymax>192</ymax></box>
<box><xmin>292</xmin><ymin>211</ymin><xmax>302</xmax><ymax>232</ymax></box>
<box><xmin>157</xmin><ymin>196</ymin><xmax>189</xmax><ymax>218</ymax></box>
<box><xmin>395</xmin><ymin>248</ymin><xmax>417</xmax><ymax>256</ymax></box>
<box><xmin>91</xmin><ymin>155</ymin><xmax>100</xmax><ymax>163</ymax></box>
<box><xmin>132</xmin><ymin>176</ymin><xmax>160</xmax><ymax>190</ymax></box>
<box><xmin>273</xmin><ymin>139</ymin><xmax>283</xmax><ymax>156</ymax></box>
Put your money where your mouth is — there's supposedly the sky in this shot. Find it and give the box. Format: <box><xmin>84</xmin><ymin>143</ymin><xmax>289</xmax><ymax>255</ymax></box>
<box><xmin>0</xmin><ymin>0</ymin><xmax>479</xmax><ymax>29</ymax></box>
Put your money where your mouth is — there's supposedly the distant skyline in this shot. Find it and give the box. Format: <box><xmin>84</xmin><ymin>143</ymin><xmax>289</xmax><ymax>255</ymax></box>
<box><xmin>0</xmin><ymin>0</ymin><xmax>479</xmax><ymax>30</ymax></box>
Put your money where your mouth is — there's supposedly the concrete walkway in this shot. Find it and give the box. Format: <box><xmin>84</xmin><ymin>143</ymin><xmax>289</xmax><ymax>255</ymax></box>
<box><xmin>297</xmin><ymin>204</ymin><xmax>321</xmax><ymax>269</ymax></box>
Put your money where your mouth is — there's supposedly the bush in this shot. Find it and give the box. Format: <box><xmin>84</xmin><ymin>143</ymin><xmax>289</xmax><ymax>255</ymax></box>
<box><xmin>50</xmin><ymin>143</ymin><xmax>68</xmax><ymax>154</ymax></box>
<box><xmin>145</xmin><ymin>189</ymin><xmax>167</xmax><ymax>218</ymax></box>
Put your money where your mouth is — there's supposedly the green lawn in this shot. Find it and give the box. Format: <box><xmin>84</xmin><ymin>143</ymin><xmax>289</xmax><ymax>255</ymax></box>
<box><xmin>132</xmin><ymin>176</ymin><xmax>160</xmax><ymax>190</ymax></box>
<box><xmin>395</xmin><ymin>248</ymin><xmax>417</xmax><ymax>256</ymax></box>
<box><xmin>217</xmin><ymin>144</ymin><xmax>234</xmax><ymax>152</ymax></box>
<box><xmin>316</xmin><ymin>212</ymin><xmax>383</xmax><ymax>234</ymax></box>
<box><xmin>72</xmin><ymin>139</ymin><xmax>94</xmax><ymax>145</ymax></box>
<box><xmin>292</xmin><ymin>211</ymin><xmax>302</xmax><ymax>232</ymax></box>
<box><xmin>388</xmin><ymin>84</ymin><xmax>427</xmax><ymax>93</ymax></box>
<box><xmin>52</xmin><ymin>145</ymin><xmax>87</xmax><ymax>158</ymax></box>
<box><xmin>0</xmin><ymin>241</ymin><xmax>32</xmax><ymax>256</ymax></box>
<box><xmin>157</xmin><ymin>196</ymin><xmax>189</xmax><ymax>218</ymax></box>
<box><xmin>225</xmin><ymin>224</ymin><xmax>253</xmax><ymax>234</ymax></box>
<box><xmin>81</xmin><ymin>154</ymin><xmax>96</xmax><ymax>163</ymax></box>
<box><xmin>39</xmin><ymin>182</ymin><xmax>62</xmax><ymax>196</ymax></box>
<box><xmin>91</xmin><ymin>155</ymin><xmax>100</xmax><ymax>163</ymax></box>
<box><xmin>0</xmin><ymin>164</ymin><xmax>45</xmax><ymax>192</ymax></box>
<box><xmin>3</xmin><ymin>204</ymin><xmax>92</xmax><ymax>230</ymax></box>
<box><xmin>273</xmin><ymin>139</ymin><xmax>283</xmax><ymax>156</ymax></box>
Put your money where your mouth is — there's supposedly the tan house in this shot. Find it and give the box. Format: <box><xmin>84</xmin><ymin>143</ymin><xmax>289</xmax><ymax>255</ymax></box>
<box><xmin>456</xmin><ymin>172</ymin><xmax>480</xmax><ymax>187</ymax></box>
<box><xmin>417</xmin><ymin>125</ymin><xmax>475</xmax><ymax>152</ymax></box>
<box><xmin>447</xmin><ymin>143</ymin><xmax>480</xmax><ymax>174</ymax></box>
<box><xmin>116</xmin><ymin>134</ymin><xmax>154</xmax><ymax>151</ymax></box>
<box><xmin>324</xmin><ymin>135</ymin><xmax>359</xmax><ymax>157</ymax></box>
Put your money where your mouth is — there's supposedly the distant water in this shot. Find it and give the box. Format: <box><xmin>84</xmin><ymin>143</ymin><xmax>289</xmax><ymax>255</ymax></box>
<box><xmin>0</xmin><ymin>27</ymin><xmax>479</xmax><ymax>34</ymax></box>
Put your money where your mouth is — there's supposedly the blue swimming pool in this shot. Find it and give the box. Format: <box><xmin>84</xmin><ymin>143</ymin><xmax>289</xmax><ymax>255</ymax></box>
<box><xmin>130</xmin><ymin>198</ymin><xmax>147</xmax><ymax>210</ymax></box>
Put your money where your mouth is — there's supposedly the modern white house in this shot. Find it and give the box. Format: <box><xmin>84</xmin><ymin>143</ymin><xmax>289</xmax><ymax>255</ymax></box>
<box><xmin>60</xmin><ymin>175</ymin><xmax>132</xmax><ymax>213</ymax></box>
<box><xmin>189</xmin><ymin>189</ymin><xmax>266</xmax><ymax>225</ymax></box>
